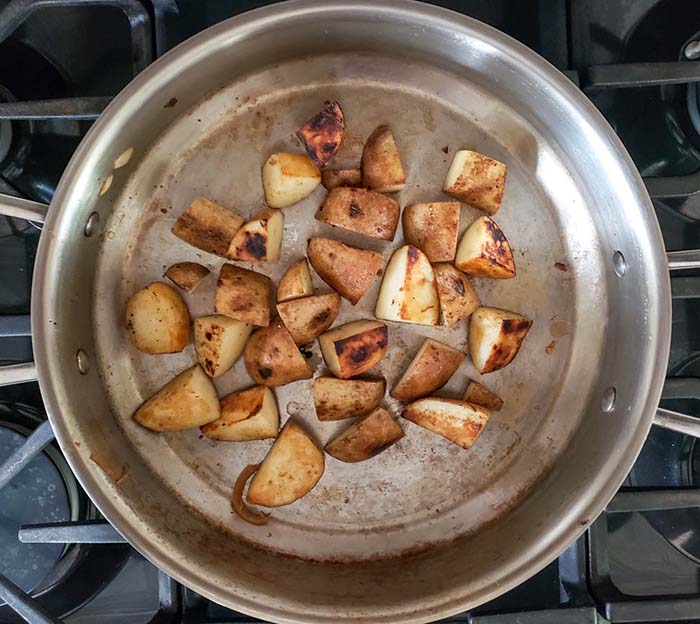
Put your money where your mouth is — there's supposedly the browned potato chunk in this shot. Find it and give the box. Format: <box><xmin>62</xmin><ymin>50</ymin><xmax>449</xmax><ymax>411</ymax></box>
<box><xmin>470</xmin><ymin>306</ymin><xmax>532</xmax><ymax>374</ymax></box>
<box><xmin>375</xmin><ymin>245</ymin><xmax>439</xmax><ymax>326</ymax></box>
<box><xmin>126</xmin><ymin>282</ymin><xmax>189</xmax><ymax>354</ymax></box>
<box><xmin>391</xmin><ymin>338</ymin><xmax>464</xmax><ymax>402</ymax></box>
<box><xmin>324</xmin><ymin>407</ymin><xmax>404</xmax><ymax>463</ymax></box>
<box><xmin>361</xmin><ymin>125</ymin><xmax>406</xmax><ymax>192</ymax></box>
<box><xmin>262</xmin><ymin>153</ymin><xmax>321</xmax><ymax>209</ymax></box>
<box><xmin>316</xmin><ymin>187</ymin><xmax>399</xmax><ymax>241</ymax></box>
<box><xmin>172</xmin><ymin>197</ymin><xmax>244</xmax><ymax>257</ymax></box>
<box><xmin>313</xmin><ymin>377</ymin><xmax>385</xmax><ymax>421</ymax></box>
<box><xmin>455</xmin><ymin>216</ymin><xmax>515</xmax><ymax>279</ymax></box>
<box><xmin>133</xmin><ymin>365</ymin><xmax>220</xmax><ymax>431</ymax></box>
<box><xmin>296</xmin><ymin>101</ymin><xmax>345</xmax><ymax>167</ymax></box>
<box><xmin>276</xmin><ymin>293</ymin><xmax>341</xmax><ymax>345</ymax></box>
<box><xmin>433</xmin><ymin>263</ymin><xmax>480</xmax><ymax>326</ymax></box>
<box><xmin>403</xmin><ymin>397</ymin><xmax>490</xmax><ymax>449</ymax></box>
<box><xmin>319</xmin><ymin>320</ymin><xmax>388</xmax><ymax>379</ymax></box>
<box><xmin>307</xmin><ymin>237</ymin><xmax>383</xmax><ymax>305</ymax></box>
<box><xmin>226</xmin><ymin>208</ymin><xmax>284</xmax><ymax>263</ymax></box>
<box><xmin>194</xmin><ymin>315</ymin><xmax>252</xmax><ymax>377</ymax></box>
<box><xmin>443</xmin><ymin>150</ymin><xmax>506</xmax><ymax>214</ymax></box>
<box><xmin>277</xmin><ymin>259</ymin><xmax>314</xmax><ymax>302</ymax></box>
<box><xmin>244</xmin><ymin>318</ymin><xmax>313</xmax><ymax>386</ymax></box>
<box><xmin>164</xmin><ymin>262</ymin><xmax>210</xmax><ymax>292</ymax></box>
<box><xmin>321</xmin><ymin>168</ymin><xmax>362</xmax><ymax>190</ymax></box>
<box><xmin>248</xmin><ymin>420</ymin><xmax>324</xmax><ymax>507</ymax></box>
<box><xmin>464</xmin><ymin>379</ymin><xmax>504</xmax><ymax>411</ymax></box>
<box><xmin>402</xmin><ymin>202</ymin><xmax>460</xmax><ymax>262</ymax></box>
<box><xmin>215</xmin><ymin>264</ymin><xmax>270</xmax><ymax>327</ymax></box>
<box><xmin>201</xmin><ymin>386</ymin><xmax>279</xmax><ymax>441</ymax></box>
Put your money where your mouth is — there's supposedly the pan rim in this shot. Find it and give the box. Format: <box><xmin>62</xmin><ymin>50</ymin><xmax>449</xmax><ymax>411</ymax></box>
<box><xmin>31</xmin><ymin>0</ymin><xmax>671</xmax><ymax>621</ymax></box>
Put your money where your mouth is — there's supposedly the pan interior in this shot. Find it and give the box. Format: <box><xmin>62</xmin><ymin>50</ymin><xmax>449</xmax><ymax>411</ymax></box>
<box><xmin>93</xmin><ymin>52</ymin><xmax>603</xmax><ymax>561</ymax></box>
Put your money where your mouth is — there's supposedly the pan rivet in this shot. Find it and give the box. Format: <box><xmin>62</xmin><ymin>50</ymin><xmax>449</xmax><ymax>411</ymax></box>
<box><xmin>76</xmin><ymin>349</ymin><xmax>90</xmax><ymax>375</ymax></box>
<box><xmin>613</xmin><ymin>251</ymin><xmax>627</xmax><ymax>276</ymax></box>
<box><xmin>84</xmin><ymin>212</ymin><xmax>100</xmax><ymax>237</ymax></box>
<box><xmin>601</xmin><ymin>387</ymin><xmax>616</xmax><ymax>413</ymax></box>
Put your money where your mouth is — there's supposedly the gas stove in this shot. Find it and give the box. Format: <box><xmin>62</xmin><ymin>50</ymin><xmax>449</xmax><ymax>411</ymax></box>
<box><xmin>0</xmin><ymin>1</ymin><xmax>699</xmax><ymax>623</ymax></box>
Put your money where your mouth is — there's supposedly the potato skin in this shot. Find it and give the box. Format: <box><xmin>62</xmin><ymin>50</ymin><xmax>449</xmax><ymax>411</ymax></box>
<box><xmin>244</xmin><ymin>319</ymin><xmax>313</xmax><ymax>386</ymax></box>
<box><xmin>307</xmin><ymin>237</ymin><xmax>383</xmax><ymax>305</ymax></box>
<box><xmin>443</xmin><ymin>150</ymin><xmax>506</xmax><ymax>214</ymax></box>
<box><xmin>313</xmin><ymin>377</ymin><xmax>385</xmax><ymax>420</ymax></box>
<box><xmin>296</xmin><ymin>101</ymin><xmax>345</xmax><ymax>167</ymax></box>
<box><xmin>433</xmin><ymin>263</ymin><xmax>480</xmax><ymax>326</ymax></box>
<box><xmin>316</xmin><ymin>187</ymin><xmax>399</xmax><ymax>241</ymax></box>
<box><xmin>164</xmin><ymin>262</ymin><xmax>210</xmax><ymax>292</ymax></box>
<box><xmin>171</xmin><ymin>197</ymin><xmax>243</xmax><ymax>257</ymax></box>
<box><xmin>126</xmin><ymin>282</ymin><xmax>190</xmax><ymax>354</ymax></box>
<box><xmin>248</xmin><ymin>420</ymin><xmax>324</xmax><ymax>507</ymax></box>
<box><xmin>321</xmin><ymin>168</ymin><xmax>362</xmax><ymax>190</ymax></box>
<box><xmin>402</xmin><ymin>202</ymin><xmax>460</xmax><ymax>262</ymax></box>
<box><xmin>464</xmin><ymin>379</ymin><xmax>504</xmax><ymax>411</ymax></box>
<box><xmin>324</xmin><ymin>407</ymin><xmax>404</xmax><ymax>463</ymax></box>
<box><xmin>361</xmin><ymin>125</ymin><xmax>406</xmax><ymax>192</ymax></box>
<box><xmin>215</xmin><ymin>264</ymin><xmax>270</xmax><ymax>327</ymax></box>
<box><xmin>327</xmin><ymin>325</ymin><xmax>388</xmax><ymax>379</ymax></box>
<box><xmin>455</xmin><ymin>216</ymin><xmax>515</xmax><ymax>279</ymax></box>
<box><xmin>277</xmin><ymin>259</ymin><xmax>314</xmax><ymax>302</ymax></box>
<box><xmin>134</xmin><ymin>365</ymin><xmax>220</xmax><ymax>431</ymax></box>
<box><xmin>391</xmin><ymin>338</ymin><xmax>465</xmax><ymax>402</ymax></box>
<box><xmin>276</xmin><ymin>293</ymin><xmax>341</xmax><ymax>345</ymax></box>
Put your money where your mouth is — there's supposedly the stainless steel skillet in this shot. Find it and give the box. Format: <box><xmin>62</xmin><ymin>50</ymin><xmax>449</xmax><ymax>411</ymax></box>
<box><xmin>1</xmin><ymin>1</ymin><xmax>699</xmax><ymax>622</ymax></box>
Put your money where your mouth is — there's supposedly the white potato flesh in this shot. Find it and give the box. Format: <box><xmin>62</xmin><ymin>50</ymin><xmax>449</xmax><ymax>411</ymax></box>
<box><xmin>277</xmin><ymin>259</ymin><xmax>314</xmax><ymax>302</ymax></box>
<box><xmin>201</xmin><ymin>386</ymin><xmax>279</xmax><ymax>441</ymax></box>
<box><xmin>375</xmin><ymin>245</ymin><xmax>439</xmax><ymax>326</ymax></box>
<box><xmin>133</xmin><ymin>365</ymin><xmax>220</xmax><ymax>431</ymax></box>
<box><xmin>469</xmin><ymin>306</ymin><xmax>532</xmax><ymax>374</ymax></box>
<box><xmin>226</xmin><ymin>208</ymin><xmax>284</xmax><ymax>262</ymax></box>
<box><xmin>194</xmin><ymin>315</ymin><xmax>252</xmax><ymax>377</ymax></box>
<box><xmin>262</xmin><ymin>153</ymin><xmax>321</xmax><ymax>208</ymax></box>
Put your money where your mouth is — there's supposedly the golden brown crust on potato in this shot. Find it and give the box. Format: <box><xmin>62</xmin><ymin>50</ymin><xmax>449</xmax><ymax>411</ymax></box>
<box><xmin>324</xmin><ymin>407</ymin><xmax>404</xmax><ymax>463</ymax></box>
<box><xmin>331</xmin><ymin>326</ymin><xmax>388</xmax><ymax>379</ymax></box>
<box><xmin>316</xmin><ymin>187</ymin><xmax>400</xmax><ymax>241</ymax></box>
<box><xmin>455</xmin><ymin>216</ymin><xmax>515</xmax><ymax>279</ymax></box>
<box><xmin>469</xmin><ymin>307</ymin><xmax>532</xmax><ymax>374</ymax></box>
<box><xmin>172</xmin><ymin>197</ymin><xmax>243</xmax><ymax>256</ymax></box>
<box><xmin>313</xmin><ymin>377</ymin><xmax>386</xmax><ymax>420</ymax></box>
<box><xmin>296</xmin><ymin>101</ymin><xmax>345</xmax><ymax>167</ymax></box>
<box><xmin>391</xmin><ymin>338</ymin><xmax>465</xmax><ymax>402</ymax></box>
<box><xmin>321</xmin><ymin>168</ymin><xmax>362</xmax><ymax>190</ymax></box>
<box><xmin>402</xmin><ymin>202</ymin><xmax>460</xmax><ymax>262</ymax></box>
<box><xmin>443</xmin><ymin>150</ymin><xmax>506</xmax><ymax>214</ymax></box>
<box><xmin>433</xmin><ymin>263</ymin><xmax>480</xmax><ymax>326</ymax></box>
<box><xmin>201</xmin><ymin>385</ymin><xmax>279</xmax><ymax>441</ymax></box>
<box><xmin>164</xmin><ymin>262</ymin><xmax>210</xmax><ymax>292</ymax></box>
<box><xmin>194</xmin><ymin>315</ymin><xmax>252</xmax><ymax>378</ymax></box>
<box><xmin>464</xmin><ymin>379</ymin><xmax>504</xmax><ymax>411</ymax></box>
<box><xmin>215</xmin><ymin>264</ymin><xmax>270</xmax><ymax>327</ymax></box>
<box><xmin>277</xmin><ymin>259</ymin><xmax>314</xmax><ymax>302</ymax></box>
<box><xmin>307</xmin><ymin>237</ymin><xmax>384</xmax><ymax>305</ymax></box>
<box><xmin>226</xmin><ymin>208</ymin><xmax>283</xmax><ymax>263</ymax></box>
<box><xmin>276</xmin><ymin>293</ymin><xmax>341</xmax><ymax>345</ymax></box>
<box><xmin>361</xmin><ymin>125</ymin><xmax>406</xmax><ymax>192</ymax></box>
<box><xmin>244</xmin><ymin>319</ymin><xmax>313</xmax><ymax>386</ymax></box>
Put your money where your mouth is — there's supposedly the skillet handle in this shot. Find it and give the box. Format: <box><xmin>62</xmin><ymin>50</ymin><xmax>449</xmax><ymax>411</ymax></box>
<box><xmin>667</xmin><ymin>249</ymin><xmax>700</xmax><ymax>270</ymax></box>
<box><xmin>0</xmin><ymin>192</ymin><xmax>47</xmax><ymax>386</ymax></box>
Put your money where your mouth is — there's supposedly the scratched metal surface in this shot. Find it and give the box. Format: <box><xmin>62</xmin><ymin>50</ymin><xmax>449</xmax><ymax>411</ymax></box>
<box><xmin>91</xmin><ymin>51</ymin><xmax>600</xmax><ymax>562</ymax></box>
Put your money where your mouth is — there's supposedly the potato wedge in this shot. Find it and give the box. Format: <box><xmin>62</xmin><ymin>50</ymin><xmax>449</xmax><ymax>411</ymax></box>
<box><xmin>433</xmin><ymin>263</ymin><xmax>480</xmax><ymax>326</ymax></box>
<box><xmin>325</xmin><ymin>407</ymin><xmax>404</xmax><ymax>463</ymax></box>
<box><xmin>316</xmin><ymin>187</ymin><xmax>399</xmax><ymax>241</ymax></box>
<box><xmin>277</xmin><ymin>259</ymin><xmax>314</xmax><ymax>302</ymax></box>
<box><xmin>226</xmin><ymin>208</ymin><xmax>284</xmax><ymax>263</ymax></box>
<box><xmin>248</xmin><ymin>420</ymin><xmax>324</xmax><ymax>507</ymax></box>
<box><xmin>313</xmin><ymin>376</ymin><xmax>385</xmax><ymax>421</ymax></box>
<box><xmin>319</xmin><ymin>320</ymin><xmax>388</xmax><ymax>379</ymax></box>
<box><xmin>244</xmin><ymin>318</ymin><xmax>313</xmax><ymax>386</ymax></box>
<box><xmin>201</xmin><ymin>386</ymin><xmax>279</xmax><ymax>441</ymax></box>
<box><xmin>215</xmin><ymin>264</ymin><xmax>270</xmax><ymax>327</ymax></box>
<box><xmin>443</xmin><ymin>150</ymin><xmax>506</xmax><ymax>214</ymax></box>
<box><xmin>361</xmin><ymin>125</ymin><xmax>406</xmax><ymax>192</ymax></box>
<box><xmin>194</xmin><ymin>315</ymin><xmax>253</xmax><ymax>377</ymax></box>
<box><xmin>172</xmin><ymin>197</ymin><xmax>244</xmax><ymax>256</ymax></box>
<box><xmin>277</xmin><ymin>293</ymin><xmax>341</xmax><ymax>345</ymax></box>
<box><xmin>402</xmin><ymin>202</ymin><xmax>460</xmax><ymax>262</ymax></box>
<box><xmin>307</xmin><ymin>237</ymin><xmax>383</xmax><ymax>305</ymax></box>
<box><xmin>375</xmin><ymin>245</ymin><xmax>439</xmax><ymax>326</ymax></box>
<box><xmin>464</xmin><ymin>379</ymin><xmax>504</xmax><ymax>411</ymax></box>
<box><xmin>391</xmin><ymin>338</ymin><xmax>464</xmax><ymax>402</ymax></box>
<box><xmin>134</xmin><ymin>365</ymin><xmax>220</xmax><ymax>431</ymax></box>
<box><xmin>126</xmin><ymin>282</ymin><xmax>189</xmax><ymax>354</ymax></box>
<box><xmin>296</xmin><ymin>101</ymin><xmax>345</xmax><ymax>167</ymax></box>
<box><xmin>470</xmin><ymin>306</ymin><xmax>532</xmax><ymax>374</ymax></box>
<box><xmin>164</xmin><ymin>262</ymin><xmax>210</xmax><ymax>292</ymax></box>
<box><xmin>455</xmin><ymin>216</ymin><xmax>515</xmax><ymax>279</ymax></box>
<box><xmin>403</xmin><ymin>397</ymin><xmax>490</xmax><ymax>449</ymax></box>
<box><xmin>262</xmin><ymin>153</ymin><xmax>321</xmax><ymax>208</ymax></box>
<box><xmin>321</xmin><ymin>168</ymin><xmax>362</xmax><ymax>190</ymax></box>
